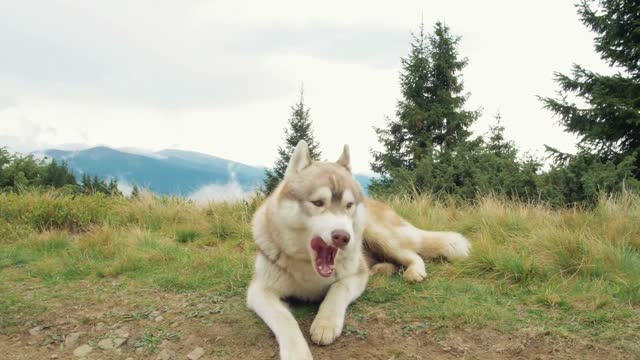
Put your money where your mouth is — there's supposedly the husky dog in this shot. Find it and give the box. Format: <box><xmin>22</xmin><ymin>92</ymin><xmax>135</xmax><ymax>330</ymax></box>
<box><xmin>247</xmin><ymin>140</ymin><xmax>470</xmax><ymax>360</ymax></box>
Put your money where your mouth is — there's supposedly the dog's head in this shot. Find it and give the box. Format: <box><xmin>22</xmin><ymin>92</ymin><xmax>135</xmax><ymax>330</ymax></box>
<box><xmin>275</xmin><ymin>140</ymin><xmax>366</xmax><ymax>278</ymax></box>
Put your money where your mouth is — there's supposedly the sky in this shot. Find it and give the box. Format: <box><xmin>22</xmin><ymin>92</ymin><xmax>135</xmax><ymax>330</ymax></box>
<box><xmin>0</xmin><ymin>0</ymin><xmax>612</xmax><ymax>174</ymax></box>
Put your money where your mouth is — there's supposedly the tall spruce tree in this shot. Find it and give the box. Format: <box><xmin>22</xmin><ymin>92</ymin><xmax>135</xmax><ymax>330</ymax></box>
<box><xmin>427</xmin><ymin>22</ymin><xmax>476</xmax><ymax>152</ymax></box>
<box><xmin>370</xmin><ymin>23</ymin><xmax>430</xmax><ymax>180</ymax></box>
<box><xmin>541</xmin><ymin>0</ymin><xmax>640</xmax><ymax>175</ymax></box>
<box><xmin>370</xmin><ymin>21</ymin><xmax>478</xmax><ymax>194</ymax></box>
<box><xmin>263</xmin><ymin>88</ymin><xmax>322</xmax><ymax>194</ymax></box>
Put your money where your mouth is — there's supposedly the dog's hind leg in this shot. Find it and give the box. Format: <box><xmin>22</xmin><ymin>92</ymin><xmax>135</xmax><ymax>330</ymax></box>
<box><xmin>247</xmin><ymin>281</ymin><xmax>312</xmax><ymax>360</ymax></box>
<box><xmin>363</xmin><ymin>198</ymin><xmax>470</xmax><ymax>283</ymax></box>
<box><xmin>370</xmin><ymin>262</ymin><xmax>398</xmax><ymax>276</ymax></box>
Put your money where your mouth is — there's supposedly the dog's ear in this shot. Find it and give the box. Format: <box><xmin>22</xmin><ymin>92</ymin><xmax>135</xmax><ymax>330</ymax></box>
<box><xmin>336</xmin><ymin>144</ymin><xmax>351</xmax><ymax>172</ymax></box>
<box><xmin>285</xmin><ymin>140</ymin><xmax>312</xmax><ymax>177</ymax></box>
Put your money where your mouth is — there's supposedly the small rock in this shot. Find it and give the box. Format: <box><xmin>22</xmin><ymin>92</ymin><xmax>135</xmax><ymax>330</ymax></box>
<box><xmin>97</xmin><ymin>337</ymin><xmax>127</xmax><ymax>350</ymax></box>
<box><xmin>154</xmin><ymin>315</ymin><xmax>164</xmax><ymax>323</ymax></box>
<box><xmin>170</xmin><ymin>322</ymin><xmax>179</xmax><ymax>328</ymax></box>
<box><xmin>187</xmin><ymin>347</ymin><xmax>205</xmax><ymax>360</ymax></box>
<box><xmin>150</xmin><ymin>310</ymin><xmax>161</xmax><ymax>318</ymax></box>
<box><xmin>95</xmin><ymin>322</ymin><xmax>106</xmax><ymax>332</ymax></box>
<box><xmin>98</xmin><ymin>338</ymin><xmax>115</xmax><ymax>350</ymax></box>
<box><xmin>65</xmin><ymin>332</ymin><xmax>84</xmax><ymax>347</ymax></box>
<box><xmin>156</xmin><ymin>349</ymin><xmax>173</xmax><ymax>360</ymax></box>
<box><xmin>29</xmin><ymin>326</ymin><xmax>42</xmax><ymax>336</ymax></box>
<box><xmin>50</xmin><ymin>355</ymin><xmax>59</xmax><ymax>359</ymax></box>
<box><xmin>159</xmin><ymin>340</ymin><xmax>170</xmax><ymax>348</ymax></box>
<box><xmin>113</xmin><ymin>337</ymin><xmax>127</xmax><ymax>348</ymax></box>
<box><xmin>113</xmin><ymin>327</ymin><xmax>129</xmax><ymax>339</ymax></box>
<box><xmin>135</xmin><ymin>347</ymin><xmax>144</xmax><ymax>355</ymax></box>
<box><xmin>73</xmin><ymin>344</ymin><xmax>93</xmax><ymax>357</ymax></box>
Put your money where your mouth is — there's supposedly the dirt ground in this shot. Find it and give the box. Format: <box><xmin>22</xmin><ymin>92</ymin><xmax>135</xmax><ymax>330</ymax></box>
<box><xmin>0</xmin><ymin>281</ymin><xmax>633</xmax><ymax>360</ymax></box>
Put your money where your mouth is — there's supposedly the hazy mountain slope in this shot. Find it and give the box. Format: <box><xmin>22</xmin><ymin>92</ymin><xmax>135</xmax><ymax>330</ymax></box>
<box><xmin>45</xmin><ymin>146</ymin><xmax>370</xmax><ymax>196</ymax></box>
<box><xmin>45</xmin><ymin>147</ymin><xmax>259</xmax><ymax>195</ymax></box>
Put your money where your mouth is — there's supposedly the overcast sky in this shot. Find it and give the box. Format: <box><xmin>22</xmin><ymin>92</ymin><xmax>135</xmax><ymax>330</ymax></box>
<box><xmin>0</xmin><ymin>0</ymin><xmax>611</xmax><ymax>173</ymax></box>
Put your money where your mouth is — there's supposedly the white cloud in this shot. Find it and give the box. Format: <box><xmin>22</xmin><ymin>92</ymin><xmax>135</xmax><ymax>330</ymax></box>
<box><xmin>119</xmin><ymin>148</ymin><xmax>168</xmax><ymax>160</ymax></box>
<box><xmin>117</xmin><ymin>179</ymin><xmax>134</xmax><ymax>197</ymax></box>
<box><xmin>188</xmin><ymin>182</ymin><xmax>254</xmax><ymax>204</ymax></box>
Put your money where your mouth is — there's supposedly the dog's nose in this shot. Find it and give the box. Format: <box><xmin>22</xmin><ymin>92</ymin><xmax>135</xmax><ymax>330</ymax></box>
<box><xmin>331</xmin><ymin>230</ymin><xmax>350</xmax><ymax>248</ymax></box>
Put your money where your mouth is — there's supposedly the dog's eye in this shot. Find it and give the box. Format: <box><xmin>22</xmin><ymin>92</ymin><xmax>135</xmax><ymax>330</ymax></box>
<box><xmin>311</xmin><ymin>200</ymin><xmax>325</xmax><ymax>207</ymax></box>
<box><xmin>346</xmin><ymin>202</ymin><xmax>354</xmax><ymax>209</ymax></box>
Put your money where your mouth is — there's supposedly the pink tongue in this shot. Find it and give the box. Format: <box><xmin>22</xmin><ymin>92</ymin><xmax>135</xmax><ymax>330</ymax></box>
<box><xmin>311</xmin><ymin>237</ymin><xmax>336</xmax><ymax>277</ymax></box>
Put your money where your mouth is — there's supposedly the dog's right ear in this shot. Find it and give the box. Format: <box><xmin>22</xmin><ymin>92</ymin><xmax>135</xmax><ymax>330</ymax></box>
<box><xmin>336</xmin><ymin>144</ymin><xmax>351</xmax><ymax>172</ymax></box>
<box><xmin>285</xmin><ymin>140</ymin><xmax>312</xmax><ymax>177</ymax></box>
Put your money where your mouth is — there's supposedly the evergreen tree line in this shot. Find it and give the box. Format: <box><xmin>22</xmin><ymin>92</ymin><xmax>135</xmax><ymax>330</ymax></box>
<box><xmin>0</xmin><ymin>147</ymin><xmax>122</xmax><ymax>196</ymax></box>
<box><xmin>265</xmin><ymin>0</ymin><xmax>640</xmax><ymax>206</ymax></box>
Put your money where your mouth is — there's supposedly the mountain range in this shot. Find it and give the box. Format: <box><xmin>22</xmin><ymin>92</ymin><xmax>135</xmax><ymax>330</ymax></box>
<box><xmin>44</xmin><ymin>147</ymin><xmax>371</xmax><ymax>199</ymax></box>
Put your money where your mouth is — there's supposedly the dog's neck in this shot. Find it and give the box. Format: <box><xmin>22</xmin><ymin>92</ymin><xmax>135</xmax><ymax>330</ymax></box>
<box><xmin>255</xmin><ymin>242</ymin><xmax>288</xmax><ymax>271</ymax></box>
<box><xmin>254</xmin><ymin>206</ymin><xmax>304</xmax><ymax>271</ymax></box>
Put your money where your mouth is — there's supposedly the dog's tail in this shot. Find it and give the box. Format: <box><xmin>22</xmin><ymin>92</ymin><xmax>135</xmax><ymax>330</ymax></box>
<box><xmin>413</xmin><ymin>230</ymin><xmax>470</xmax><ymax>260</ymax></box>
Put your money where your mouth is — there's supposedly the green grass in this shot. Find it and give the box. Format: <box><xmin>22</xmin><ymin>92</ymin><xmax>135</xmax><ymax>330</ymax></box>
<box><xmin>0</xmin><ymin>190</ymin><xmax>639</xmax><ymax>352</ymax></box>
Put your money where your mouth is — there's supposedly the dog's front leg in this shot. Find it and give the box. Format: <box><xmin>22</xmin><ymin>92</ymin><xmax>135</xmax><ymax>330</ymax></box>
<box><xmin>247</xmin><ymin>282</ymin><xmax>313</xmax><ymax>360</ymax></box>
<box><xmin>310</xmin><ymin>270</ymin><xmax>368</xmax><ymax>345</ymax></box>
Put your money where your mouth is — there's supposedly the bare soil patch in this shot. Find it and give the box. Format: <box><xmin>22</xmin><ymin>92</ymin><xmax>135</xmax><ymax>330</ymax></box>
<box><xmin>0</xmin><ymin>280</ymin><xmax>633</xmax><ymax>359</ymax></box>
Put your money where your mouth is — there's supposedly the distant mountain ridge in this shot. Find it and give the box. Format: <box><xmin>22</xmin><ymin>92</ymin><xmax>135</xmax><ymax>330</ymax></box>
<box><xmin>44</xmin><ymin>146</ymin><xmax>370</xmax><ymax>197</ymax></box>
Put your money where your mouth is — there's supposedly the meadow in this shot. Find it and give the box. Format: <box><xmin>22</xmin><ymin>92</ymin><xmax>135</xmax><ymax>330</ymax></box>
<box><xmin>0</xmin><ymin>191</ymin><xmax>638</xmax><ymax>359</ymax></box>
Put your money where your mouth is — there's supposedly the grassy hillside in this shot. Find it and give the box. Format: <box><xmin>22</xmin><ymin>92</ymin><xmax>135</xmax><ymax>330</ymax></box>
<box><xmin>1</xmin><ymin>191</ymin><xmax>639</xmax><ymax>359</ymax></box>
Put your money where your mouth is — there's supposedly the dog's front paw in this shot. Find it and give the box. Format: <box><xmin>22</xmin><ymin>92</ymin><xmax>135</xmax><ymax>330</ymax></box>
<box><xmin>281</xmin><ymin>344</ymin><xmax>313</xmax><ymax>360</ymax></box>
<box><xmin>310</xmin><ymin>317</ymin><xmax>342</xmax><ymax>346</ymax></box>
<box><xmin>403</xmin><ymin>266</ymin><xmax>427</xmax><ymax>283</ymax></box>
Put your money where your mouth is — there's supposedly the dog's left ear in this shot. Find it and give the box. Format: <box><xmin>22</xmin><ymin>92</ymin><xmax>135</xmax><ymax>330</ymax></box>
<box><xmin>285</xmin><ymin>140</ymin><xmax>312</xmax><ymax>177</ymax></box>
<box><xmin>336</xmin><ymin>144</ymin><xmax>351</xmax><ymax>172</ymax></box>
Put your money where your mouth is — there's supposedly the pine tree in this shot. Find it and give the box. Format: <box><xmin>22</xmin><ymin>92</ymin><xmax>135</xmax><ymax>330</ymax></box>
<box><xmin>41</xmin><ymin>160</ymin><xmax>77</xmax><ymax>188</ymax></box>
<box><xmin>263</xmin><ymin>87</ymin><xmax>322</xmax><ymax>194</ymax></box>
<box><xmin>370</xmin><ymin>23</ymin><xmax>430</xmax><ymax>180</ymax></box>
<box><xmin>92</xmin><ymin>176</ymin><xmax>103</xmax><ymax>193</ymax></box>
<box><xmin>541</xmin><ymin>0</ymin><xmax>640</xmax><ymax>175</ymax></box>
<box><xmin>81</xmin><ymin>174</ymin><xmax>93</xmax><ymax>193</ymax></box>
<box><xmin>479</xmin><ymin>114</ymin><xmax>541</xmax><ymax>200</ymax></box>
<box><xmin>131</xmin><ymin>184</ymin><xmax>140</xmax><ymax>198</ymax></box>
<box><xmin>485</xmin><ymin>113</ymin><xmax>517</xmax><ymax>158</ymax></box>
<box><xmin>370</xmin><ymin>21</ymin><xmax>478</xmax><ymax>194</ymax></box>
<box><xmin>427</xmin><ymin>22</ymin><xmax>477</xmax><ymax>153</ymax></box>
<box><xmin>107</xmin><ymin>179</ymin><xmax>122</xmax><ymax>196</ymax></box>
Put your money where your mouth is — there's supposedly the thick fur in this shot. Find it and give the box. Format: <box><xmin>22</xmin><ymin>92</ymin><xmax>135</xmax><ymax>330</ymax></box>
<box><xmin>247</xmin><ymin>141</ymin><xmax>470</xmax><ymax>360</ymax></box>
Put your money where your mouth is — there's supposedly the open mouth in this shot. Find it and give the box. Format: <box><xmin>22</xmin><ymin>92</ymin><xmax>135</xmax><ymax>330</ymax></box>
<box><xmin>311</xmin><ymin>237</ymin><xmax>337</xmax><ymax>277</ymax></box>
